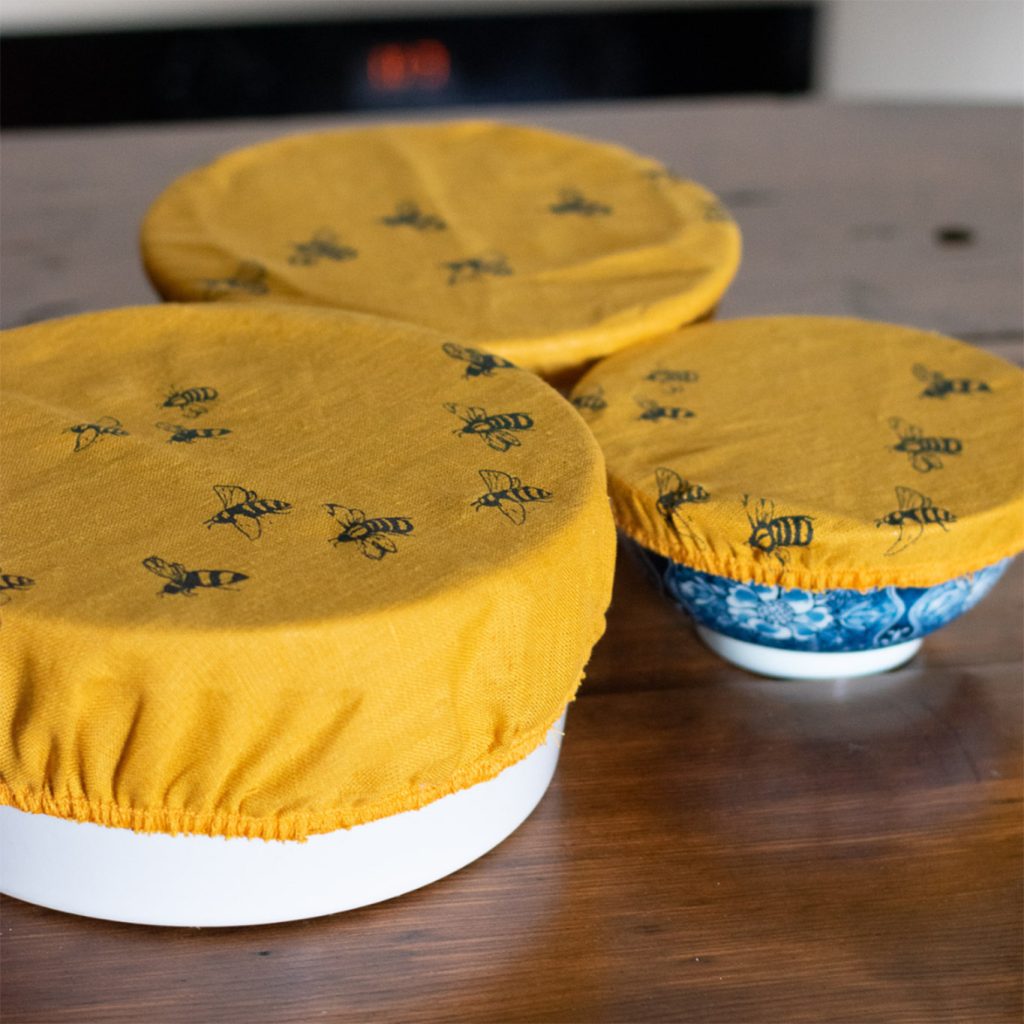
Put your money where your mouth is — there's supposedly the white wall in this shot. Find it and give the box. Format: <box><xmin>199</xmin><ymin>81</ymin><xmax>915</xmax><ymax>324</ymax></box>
<box><xmin>3</xmin><ymin>0</ymin><xmax>657</xmax><ymax>35</ymax></box>
<box><xmin>820</xmin><ymin>0</ymin><xmax>1024</xmax><ymax>103</ymax></box>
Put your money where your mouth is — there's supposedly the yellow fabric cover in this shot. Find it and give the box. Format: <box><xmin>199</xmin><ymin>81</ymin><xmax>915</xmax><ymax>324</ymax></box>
<box><xmin>0</xmin><ymin>304</ymin><xmax>616</xmax><ymax>840</ymax></box>
<box><xmin>572</xmin><ymin>316</ymin><xmax>1023</xmax><ymax>590</ymax></box>
<box><xmin>140</xmin><ymin>120</ymin><xmax>740</xmax><ymax>377</ymax></box>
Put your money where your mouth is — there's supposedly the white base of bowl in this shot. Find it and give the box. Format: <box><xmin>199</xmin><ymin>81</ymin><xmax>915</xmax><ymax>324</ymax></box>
<box><xmin>0</xmin><ymin>714</ymin><xmax>565</xmax><ymax>928</ymax></box>
<box><xmin>695</xmin><ymin>627</ymin><xmax>922</xmax><ymax>680</ymax></box>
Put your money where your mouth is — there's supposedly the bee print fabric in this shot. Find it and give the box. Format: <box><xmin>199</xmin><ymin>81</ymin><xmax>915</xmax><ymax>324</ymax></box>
<box><xmin>0</xmin><ymin>305</ymin><xmax>615</xmax><ymax>841</ymax></box>
<box><xmin>141</xmin><ymin>121</ymin><xmax>740</xmax><ymax>378</ymax></box>
<box><xmin>572</xmin><ymin>316</ymin><xmax>1023</xmax><ymax>591</ymax></box>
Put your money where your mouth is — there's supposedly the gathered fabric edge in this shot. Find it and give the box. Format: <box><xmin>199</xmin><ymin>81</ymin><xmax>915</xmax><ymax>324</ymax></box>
<box><xmin>142</xmin><ymin>239</ymin><xmax>739</xmax><ymax>381</ymax></box>
<box><xmin>0</xmin><ymin>611</ymin><xmax>604</xmax><ymax>842</ymax></box>
<box><xmin>139</xmin><ymin>129</ymin><xmax>742</xmax><ymax>380</ymax></box>
<box><xmin>0</xmin><ymin>703</ymin><xmax>567</xmax><ymax>843</ymax></box>
<box><xmin>609</xmin><ymin>474</ymin><xmax>1023</xmax><ymax>593</ymax></box>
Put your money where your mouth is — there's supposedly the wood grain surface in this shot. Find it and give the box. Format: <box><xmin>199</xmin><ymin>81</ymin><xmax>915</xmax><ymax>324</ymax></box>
<box><xmin>1</xmin><ymin>99</ymin><xmax>1022</xmax><ymax>1024</ymax></box>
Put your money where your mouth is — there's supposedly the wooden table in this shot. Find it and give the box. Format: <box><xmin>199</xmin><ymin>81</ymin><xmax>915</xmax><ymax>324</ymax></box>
<box><xmin>2</xmin><ymin>100</ymin><xmax>1021</xmax><ymax>1023</ymax></box>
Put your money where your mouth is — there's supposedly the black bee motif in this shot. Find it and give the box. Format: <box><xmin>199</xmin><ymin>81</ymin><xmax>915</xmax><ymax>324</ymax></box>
<box><xmin>655</xmin><ymin>467</ymin><xmax>708</xmax><ymax>550</ymax></box>
<box><xmin>876</xmin><ymin>487</ymin><xmax>956</xmax><ymax>556</ymax></box>
<box><xmin>472</xmin><ymin>469</ymin><xmax>552</xmax><ymax>526</ymax></box>
<box><xmin>644</xmin><ymin>369</ymin><xmax>699</xmax><ymax>394</ymax></box>
<box><xmin>67</xmin><ymin>416</ymin><xmax>128</xmax><ymax>452</ymax></box>
<box><xmin>913</xmin><ymin>363</ymin><xmax>991</xmax><ymax>399</ymax></box>
<box><xmin>571</xmin><ymin>386</ymin><xmax>607</xmax><ymax>415</ymax></box>
<box><xmin>202</xmin><ymin>261</ymin><xmax>268</xmax><ymax>298</ymax></box>
<box><xmin>636</xmin><ymin>398</ymin><xmax>695</xmax><ymax>422</ymax></box>
<box><xmin>645</xmin><ymin>166</ymin><xmax>683</xmax><ymax>184</ymax></box>
<box><xmin>888</xmin><ymin>417</ymin><xmax>962</xmax><ymax>472</ymax></box>
<box><xmin>702</xmin><ymin>201</ymin><xmax>731</xmax><ymax>222</ymax></box>
<box><xmin>0</xmin><ymin>569</ymin><xmax>34</xmax><ymax>626</ymax></box>
<box><xmin>0</xmin><ymin>570</ymin><xmax>34</xmax><ymax>605</ymax></box>
<box><xmin>442</xmin><ymin>342</ymin><xmax>516</xmax><ymax>379</ymax></box>
<box><xmin>380</xmin><ymin>201</ymin><xmax>447</xmax><ymax>232</ymax></box>
<box><xmin>288</xmin><ymin>229</ymin><xmax>357</xmax><ymax>266</ymax></box>
<box><xmin>445</xmin><ymin>403</ymin><xmax>533</xmax><ymax>452</ymax></box>
<box><xmin>162</xmin><ymin>386</ymin><xmax>218</xmax><ymax>419</ymax></box>
<box><xmin>142</xmin><ymin>556</ymin><xmax>248</xmax><ymax>596</ymax></box>
<box><xmin>549</xmin><ymin>189</ymin><xmax>612</xmax><ymax>216</ymax></box>
<box><xmin>744</xmin><ymin>496</ymin><xmax>814</xmax><ymax>565</ymax></box>
<box><xmin>443</xmin><ymin>253</ymin><xmax>513</xmax><ymax>286</ymax></box>
<box><xmin>324</xmin><ymin>505</ymin><xmax>415</xmax><ymax>560</ymax></box>
<box><xmin>205</xmin><ymin>484</ymin><xmax>292</xmax><ymax>541</ymax></box>
<box><xmin>656</xmin><ymin>468</ymin><xmax>709</xmax><ymax>523</ymax></box>
<box><xmin>157</xmin><ymin>422</ymin><xmax>232</xmax><ymax>444</ymax></box>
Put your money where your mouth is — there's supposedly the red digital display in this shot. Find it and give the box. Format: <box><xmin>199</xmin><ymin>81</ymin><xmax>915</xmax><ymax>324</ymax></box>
<box><xmin>367</xmin><ymin>39</ymin><xmax>451</xmax><ymax>93</ymax></box>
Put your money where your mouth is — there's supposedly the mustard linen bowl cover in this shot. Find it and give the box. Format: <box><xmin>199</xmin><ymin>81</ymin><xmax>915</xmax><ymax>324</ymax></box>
<box><xmin>0</xmin><ymin>305</ymin><xmax>616</xmax><ymax>840</ymax></box>
<box><xmin>571</xmin><ymin>316</ymin><xmax>1024</xmax><ymax>591</ymax></box>
<box><xmin>140</xmin><ymin>121</ymin><xmax>740</xmax><ymax>377</ymax></box>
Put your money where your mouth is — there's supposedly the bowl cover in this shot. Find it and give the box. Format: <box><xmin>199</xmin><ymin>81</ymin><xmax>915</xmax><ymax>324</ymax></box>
<box><xmin>0</xmin><ymin>304</ymin><xmax>615</xmax><ymax>839</ymax></box>
<box><xmin>571</xmin><ymin>316</ymin><xmax>1023</xmax><ymax>591</ymax></box>
<box><xmin>141</xmin><ymin>121</ymin><xmax>740</xmax><ymax>377</ymax></box>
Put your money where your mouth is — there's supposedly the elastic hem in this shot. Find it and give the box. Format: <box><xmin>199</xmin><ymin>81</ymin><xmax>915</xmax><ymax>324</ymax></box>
<box><xmin>610</xmin><ymin>475</ymin><xmax>1023</xmax><ymax>592</ymax></box>
<box><xmin>0</xmin><ymin>709</ymin><xmax>563</xmax><ymax>842</ymax></box>
<box><xmin>0</xmin><ymin>609</ymin><xmax>605</xmax><ymax>842</ymax></box>
<box><xmin>0</xmin><ymin>699</ymin><xmax>574</xmax><ymax>842</ymax></box>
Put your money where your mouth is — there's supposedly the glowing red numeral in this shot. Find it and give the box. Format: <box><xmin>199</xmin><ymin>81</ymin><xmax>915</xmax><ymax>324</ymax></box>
<box><xmin>367</xmin><ymin>40</ymin><xmax>451</xmax><ymax>92</ymax></box>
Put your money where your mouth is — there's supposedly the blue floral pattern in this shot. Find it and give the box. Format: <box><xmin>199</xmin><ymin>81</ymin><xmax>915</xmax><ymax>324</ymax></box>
<box><xmin>662</xmin><ymin>558</ymin><xmax>1010</xmax><ymax>653</ymax></box>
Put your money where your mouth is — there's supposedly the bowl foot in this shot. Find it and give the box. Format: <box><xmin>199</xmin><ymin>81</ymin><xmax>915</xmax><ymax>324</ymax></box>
<box><xmin>695</xmin><ymin>626</ymin><xmax>922</xmax><ymax>680</ymax></box>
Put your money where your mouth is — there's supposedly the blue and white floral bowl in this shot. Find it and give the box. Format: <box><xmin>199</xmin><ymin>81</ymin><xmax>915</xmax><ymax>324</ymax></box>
<box><xmin>660</xmin><ymin>557</ymin><xmax>1010</xmax><ymax>679</ymax></box>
